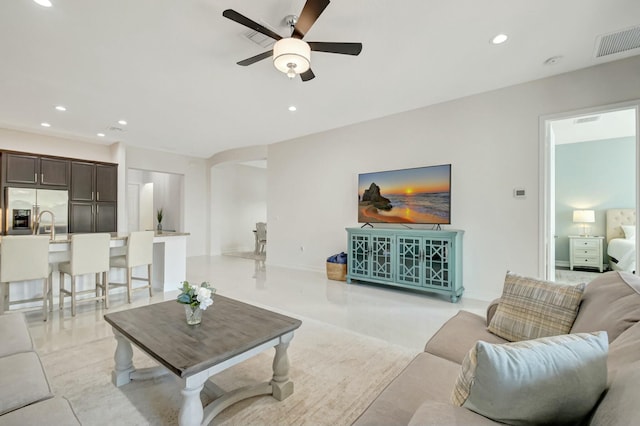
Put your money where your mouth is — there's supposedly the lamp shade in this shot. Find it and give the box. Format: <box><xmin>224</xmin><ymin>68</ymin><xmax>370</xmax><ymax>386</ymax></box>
<box><xmin>273</xmin><ymin>38</ymin><xmax>311</xmax><ymax>75</ymax></box>
<box><xmin>573</xmin><ymin>210</ymin><xmax>595</xmax><ymax>223</ymax></box>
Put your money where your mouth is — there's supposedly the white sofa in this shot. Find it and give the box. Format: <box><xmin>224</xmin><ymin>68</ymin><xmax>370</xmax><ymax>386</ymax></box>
<box><xmin>0</xmin><ymin>312</ymin><xmax>80</xmax><ymax>425</ymax></box>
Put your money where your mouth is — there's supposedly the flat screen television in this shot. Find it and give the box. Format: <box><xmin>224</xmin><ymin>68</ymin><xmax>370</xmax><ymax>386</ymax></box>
<box><xmin>358</xmin><ymin>164</ymin><xmax>451</xmax><ymax>224</ymax></box>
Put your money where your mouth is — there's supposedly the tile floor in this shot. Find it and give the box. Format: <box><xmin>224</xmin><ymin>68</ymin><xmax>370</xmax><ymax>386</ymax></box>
<box><xmin>25</xmin><ymin>255</ymin><xmax>490</xmax><ymax>353</ymax></box>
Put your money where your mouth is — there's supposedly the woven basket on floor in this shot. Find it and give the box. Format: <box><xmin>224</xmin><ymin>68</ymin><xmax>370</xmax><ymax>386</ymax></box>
<box><xmin>326</xmin><ymin>262</ymin><xmax>347</xmax><ymax>281</ymax></box>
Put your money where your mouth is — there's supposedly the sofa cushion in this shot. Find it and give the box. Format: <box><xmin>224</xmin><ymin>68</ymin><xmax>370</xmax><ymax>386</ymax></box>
<box><xmin>451</xmin><ymin>332</ymin><xmax>608</xmax><ymax>426</ymax></box>
<box><xmin>425</xmin><ymin>310</ymin><xmax>508</xmax><ymax>365</ymax></box>
<box><xmin>352</xmin><ymin>352</ymin><xmax>461</xmax><ymax>426</ymax></box>
<box><xmin>488</xmin><ymin>271</ymin><xmax>584</xmax><ymax>342</ymax></box>
<box><xmin>0</xmin><ymin>352</ymin><xmax>53</xmax><ymax>416</ymax></box>
<box><xmin>571</xmin><ymin>271</ymin><xmax>640</xmax><ymax>342</ymax></box>
<box><xmin>408</xmin><ymin>401</ymin><xmax>501</xmax><ymax>426</ymax></box>
<box><xmin>0</xmin><ymin>312</ymin><xmax>34</xmax><ymax>357</ymax></box>
<box><xmin>0</xmin><ymin>397</ymin><xmax>80</xmax><ymax>426</ymax></box>
<box><xmin>589</xmin><ymin>360</ymin><xmax>640</xmax><ymax>426</ymax></box>
<box><xmin>607</xmin><ymin>321</ymin><xmax>640</xmax><ymax>381</ymax></box>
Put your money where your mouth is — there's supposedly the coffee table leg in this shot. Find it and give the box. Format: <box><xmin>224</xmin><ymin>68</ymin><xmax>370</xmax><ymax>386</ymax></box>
<box><xmin>112</xmin><ymin>329</ymin><xmax>135</xmax><ymax>387</ymax></box>
<box><xmin>271</xmin><ymin>332</ymin><xmax>294</xmax><ymax>400</ymax></box>
<box><xmin>179</xmin><ymin>373</ymin><xmax>208</xmax><ymax>426</ymax></box>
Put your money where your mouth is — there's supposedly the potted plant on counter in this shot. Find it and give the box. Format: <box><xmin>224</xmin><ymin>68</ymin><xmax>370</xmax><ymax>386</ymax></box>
<box><xmin>157</xmin><ymin>208</ymin><xmax>164</xmax><ymax>233</ymax></box>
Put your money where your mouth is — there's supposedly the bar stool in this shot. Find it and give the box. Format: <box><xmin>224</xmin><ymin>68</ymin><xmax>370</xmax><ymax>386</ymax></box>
<box><xmin>58</xmin><ymin>233</ymin><xmax>111</xmax><ymax>316</ymax></box>
<box><xmin>108</xmin><ymin>231</ymin><xmax>154</xmax><ymax>303</ymax></box>
<box><xmin>0</xmin><ymin>235</ymin><xmax>52</xmax><ymax>321</ymax></box>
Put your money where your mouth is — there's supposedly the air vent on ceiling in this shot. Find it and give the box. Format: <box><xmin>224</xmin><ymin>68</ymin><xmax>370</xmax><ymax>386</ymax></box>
<box><xmin>574</xmin><ymin>116</ymin><xmax>600</xmax><ymax>124</ymax></box>
<box><xmin>108</xmin><ymin>126</ymin><xmax>125</xmax><ymax>132</ymax></box>
<box><xmin>243</xmin><ymin>20</ymin><xmax>278</xmax><ymax>48</ymax></box>
<box><xmin>595</xmin><ymin>25</ymin><xmax>640</xmax><ymax>58</ymax></box>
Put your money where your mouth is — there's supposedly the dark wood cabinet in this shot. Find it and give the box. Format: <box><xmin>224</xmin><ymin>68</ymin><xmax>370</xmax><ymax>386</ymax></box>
<box><xmin>5</xmin><ymin>154</ymin><xmax>38</xmax><ymax>184</ymax></box>
<box><xmin>96</xmin><ymin>164</ymin><xmax>117</xmax><ymax>202</ymax></box>
<box><xmin>96</xmin><ymin>202</ymin><xmax>117</xmax><ymax>232</ymax></box>
<box><xmin>69</xmin><ymin>202</ymin><xmax>93</xmax><ymax>233</ymax></box>
<box><xmin>70</xmin><ymin>162</ymin><xmax>95</xmax><ymax>201</ymax></box>
<box><xmin>39</xmin><ymin>158</ymin><xmax>69</xmax><ymax>186</ymax></box>
<box><xmin>5</xmin><ymin>153</ymin><xmax>69</xmax><ymax>187</ymax></box>
<box><xmin>69</xmin><ymin>161</ymin><xmax>117</xmax><ymax>232</ymax></box>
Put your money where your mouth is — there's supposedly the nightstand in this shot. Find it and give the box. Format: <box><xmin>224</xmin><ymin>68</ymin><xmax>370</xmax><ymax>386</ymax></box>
<box><xmin>569</xmin><ymin>235</ymin><xmax>604</xmax><ymax>272</ymax></box>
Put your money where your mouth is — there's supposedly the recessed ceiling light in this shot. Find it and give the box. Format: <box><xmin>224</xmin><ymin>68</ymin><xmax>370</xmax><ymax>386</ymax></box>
<box><xmin>97</xmin><ymin>133</ymin><xmax>106</xmax><ymax>137</ymax></box>
<box><xmin>55</xmin><ymin>105</ymin><xmax>66</xmax><ymax>111</ymax></box>
<box><xmin>491</xmin><ymin>34</ymin><xmax>508</xmax><ymax>44</ymax></box>
<box><xmin>33</xmin><ymin>0</ymin><xmax>52</xmax><ymax>7</ymax></box>
<box><xmin>40</xmin><ymin>122</ymin><xmax>51</xmax><ymax>127</ymax></box>
<box><xmin>288</xmin><ymin>106</ymin><xmax>297</xmax><ymax>112</ymax></box>
<box><xmin>544</xmin><ymin>55</ymin><xmax>563</xmax><ymax>65</ymax></box>
<box><xmin>118</xmin><ymin>120</ymin><xmax>127</xmax><ymax>125</ymax></box>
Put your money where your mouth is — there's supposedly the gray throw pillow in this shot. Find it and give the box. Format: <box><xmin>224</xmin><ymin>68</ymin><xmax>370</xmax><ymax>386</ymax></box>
<box><xmin>451</xmin><ymin>332</ymin><xmax>608</xmax><ymax>426</ymax></box>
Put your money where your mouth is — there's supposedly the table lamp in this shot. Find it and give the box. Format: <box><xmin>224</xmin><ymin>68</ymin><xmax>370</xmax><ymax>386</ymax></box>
<box><xmin>573</xmin><ymin>210</ymin><xmax>595</xmax><ymax>236</ymax></box>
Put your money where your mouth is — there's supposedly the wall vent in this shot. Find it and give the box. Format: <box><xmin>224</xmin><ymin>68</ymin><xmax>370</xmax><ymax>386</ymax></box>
<box><xmin>595</xmin><ymin>25</ymin><xmax>640</xmax><ymax>58</ymax></box>
<box><xmin>244</xmin><ymin>20</ymin><xmax>278</xmax><ymax>49</ymax></box>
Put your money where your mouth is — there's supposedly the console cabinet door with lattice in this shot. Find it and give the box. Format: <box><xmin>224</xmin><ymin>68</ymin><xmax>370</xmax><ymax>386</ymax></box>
<box><xmin>346</xmin><ymin>228</ymin><xmax>464</xmax><ymax>302</ymax></box>
<box><xmin>347</xmin><ymin>232</ymin><xmax>372</xmax><ymax>280</ymax></box>
<box><xmin>370</xmin><ymin>234</ymin><xmax>395</xmax><ymax>281</ymax></box>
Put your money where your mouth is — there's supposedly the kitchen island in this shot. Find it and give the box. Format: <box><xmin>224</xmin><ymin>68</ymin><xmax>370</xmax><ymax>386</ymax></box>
<box><xmin>2</xmin><ymin>231</ymin><xmax>189</xmax><ymax>311</ymax></box>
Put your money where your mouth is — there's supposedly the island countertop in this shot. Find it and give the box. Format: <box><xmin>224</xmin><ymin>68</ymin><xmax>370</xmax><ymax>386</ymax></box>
<box><xmin>0</xmin><ymin>231</ymin><xmax>190</xmax><ymax>244</ymax></box>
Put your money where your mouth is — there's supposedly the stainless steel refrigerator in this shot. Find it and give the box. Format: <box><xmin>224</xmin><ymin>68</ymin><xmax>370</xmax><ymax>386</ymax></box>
<box><xmin>5</xmin><ymin>187</ymin><xmax>69</xmax><ymax>235</ymax></box>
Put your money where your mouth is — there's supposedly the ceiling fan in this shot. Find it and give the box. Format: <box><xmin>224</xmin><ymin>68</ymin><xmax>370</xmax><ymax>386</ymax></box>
<box><xmin>222</xmin><ymin>0</ymin><xmax>362</xmax><ymax>82</ymax></box>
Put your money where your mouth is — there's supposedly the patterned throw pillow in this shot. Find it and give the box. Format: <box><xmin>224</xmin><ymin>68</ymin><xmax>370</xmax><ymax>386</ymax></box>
<box><xmin>451</xmin><ymin>332</ymin><xmax>608</xmax><ymax>426</ymax></box>
<box><xmin>488</xmin><ymin>272</ymin><xmax>585</xmax><ymax>342</ymax></box>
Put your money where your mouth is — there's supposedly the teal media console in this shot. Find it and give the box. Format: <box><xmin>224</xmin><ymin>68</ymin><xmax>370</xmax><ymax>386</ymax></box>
<box><xmin>346</xmin><ymin>227</ymin><xmax>464</xmax><ymax>302</ymax></box>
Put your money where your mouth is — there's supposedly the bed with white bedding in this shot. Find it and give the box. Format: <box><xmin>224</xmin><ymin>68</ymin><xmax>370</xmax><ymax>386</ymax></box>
<box><xmin>606</xmin><ymin>209</ymin><xmax>636</xmax><ymax>272</ymax></box>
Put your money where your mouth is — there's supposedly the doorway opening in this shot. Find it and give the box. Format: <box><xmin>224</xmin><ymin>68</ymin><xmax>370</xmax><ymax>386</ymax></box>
<box><xmin>540</xmin><ymin>101</ymin><xmax>639</xmax><ymax>282</ymax></box>
<box><xmin>127</xmin><ymin>169</ymin><xmax>184</xmax><ymax>233</ymax></box>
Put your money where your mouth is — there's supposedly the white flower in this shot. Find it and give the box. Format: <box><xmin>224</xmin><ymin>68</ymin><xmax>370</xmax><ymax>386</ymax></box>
<box><xmin>197</xmin><ymin>286</ymin><xmax>212</xmax><ymax>301</ymax></box>
<box><xmin>199</xmin><ymin>296</ymin><xmax>213</xmax><ymax>310</ymax></box>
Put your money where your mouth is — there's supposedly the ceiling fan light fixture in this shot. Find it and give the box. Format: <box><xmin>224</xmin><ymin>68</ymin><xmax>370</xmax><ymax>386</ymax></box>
<box><xmin>273</xmin><ymin>38</ymin><xmax>310</xmax><ymax>77</ymax></box>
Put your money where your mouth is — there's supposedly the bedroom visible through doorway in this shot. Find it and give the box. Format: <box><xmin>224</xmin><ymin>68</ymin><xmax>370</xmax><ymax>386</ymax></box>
<box><xmin>541</xmin><ymin>102</ymin><xmax>639</xmax><ymax>282</ymax></box>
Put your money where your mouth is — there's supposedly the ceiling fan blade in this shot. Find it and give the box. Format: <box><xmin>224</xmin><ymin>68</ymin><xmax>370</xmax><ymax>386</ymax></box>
<box><xmin>300</xmin><ymin>68</ymin><xmax>316</xmax><ymax>82</ymax></box>
<box><xmin>308</xmin><ymin>42</ymin><xmax>362</xmax><ymax>55</ymax></box>
<box><xmin>222</xmin><ymin>9</ymin><xmax>282</xmax><ymax>41</ymax></box>
<box><xmin>237</xmin><ymin>50</ymin><xmax>273</xmax><ymax>66</ymax></box>
<box><xmin>292</xmin><ymin>0</ymin><xmax>330</xmax><ymax>39</ymax></box>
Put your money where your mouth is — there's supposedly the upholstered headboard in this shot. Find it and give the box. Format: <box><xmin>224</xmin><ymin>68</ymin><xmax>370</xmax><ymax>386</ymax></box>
<box><xmin>606</xmin><ymin>209</ymin><xmax>636</xmax><ymax>243</ymax></box>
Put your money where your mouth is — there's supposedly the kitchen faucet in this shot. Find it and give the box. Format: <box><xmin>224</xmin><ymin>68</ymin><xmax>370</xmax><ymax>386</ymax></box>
<box><xmin>33</xmin><ymin>210</ymin><xmax>56</xmax><ymax>240</ymax></box>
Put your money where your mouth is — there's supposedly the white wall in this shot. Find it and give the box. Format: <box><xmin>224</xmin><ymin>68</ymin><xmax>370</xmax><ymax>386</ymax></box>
<box><xmin>0</xmin><ymin>128</ymin><xmax>115</xmax><ymax>162</ymax></box>
<box><xmin>266</xmin><ymin>55</ymin><xmax>640</xmax><ymax>301</ymax></box>
<box><xmin>210</xmin><ymin>163</ymin><xmax>267</xmax><ymax>254</ymax></box>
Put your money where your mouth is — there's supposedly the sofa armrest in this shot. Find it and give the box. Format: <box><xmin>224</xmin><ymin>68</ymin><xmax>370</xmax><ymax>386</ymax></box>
<box><xmin>486</xmin><ymin>298</ymin><xmax>501</xmax><ymax>324</ymax></box>
<box><xmin>408</xmin><ymin>401</ymin><xmax>502</xmax><ymax>426</ymax></box>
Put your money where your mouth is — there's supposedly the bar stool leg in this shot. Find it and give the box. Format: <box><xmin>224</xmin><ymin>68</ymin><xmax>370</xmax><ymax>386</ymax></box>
<box><xmin>95</xmin><ymin>273</ymin><xmax>100</xmax><ymax>300</ymax></box>
<box><xmin>103</xmin><ymin>272</ymin><xmax>109</xmax><ymax>309</ymax></box>
<box><xmin>5</xmin><ymin>284</ymin><xmax>10</xmax><ymax>313</ymax></box>
<box><xmin>48</xmin><ymin>273</ymin><xmax>54</xmax><ymax>312</ymax></box>
<box><xmin>0</xmin><ymin>282</ymin><xmax>6</xmax><ymax>314</ymax></box>
<box><xmin>42</xmin><ymin>277</ymin><xmax>48</xmax><ymax>321</ymax></box>
<box><xmin>59</xmin><ymin>272</ymin><xmax>65</xmax><ymax>310</ymax></box>
<box><xmin>127</xmin><ymin>268</ymin><xmax>132</xmax><ymax>304</ymax></box>
<box><xmin>148</xmin><ymin>264</ymin><xmax>153</xmax><ymax>298</ymax></box>
<box><xmin>71</xmin><ymin>275</ymin><xmax>77</xmax><ymax>317</ymax></box>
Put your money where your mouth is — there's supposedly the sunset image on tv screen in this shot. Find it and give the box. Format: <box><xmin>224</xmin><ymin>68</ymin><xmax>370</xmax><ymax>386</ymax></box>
<box><xmin>358</xmin><ymin>164</ymin><xmax>451</xmax><ymax>224</ymax></box>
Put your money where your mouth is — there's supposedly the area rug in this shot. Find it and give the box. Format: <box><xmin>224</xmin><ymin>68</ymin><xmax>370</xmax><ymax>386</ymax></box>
<box><xmin>40</xmin><ymin>317</ymin><xmax>416</xmax><ymax>425</ymax></box>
